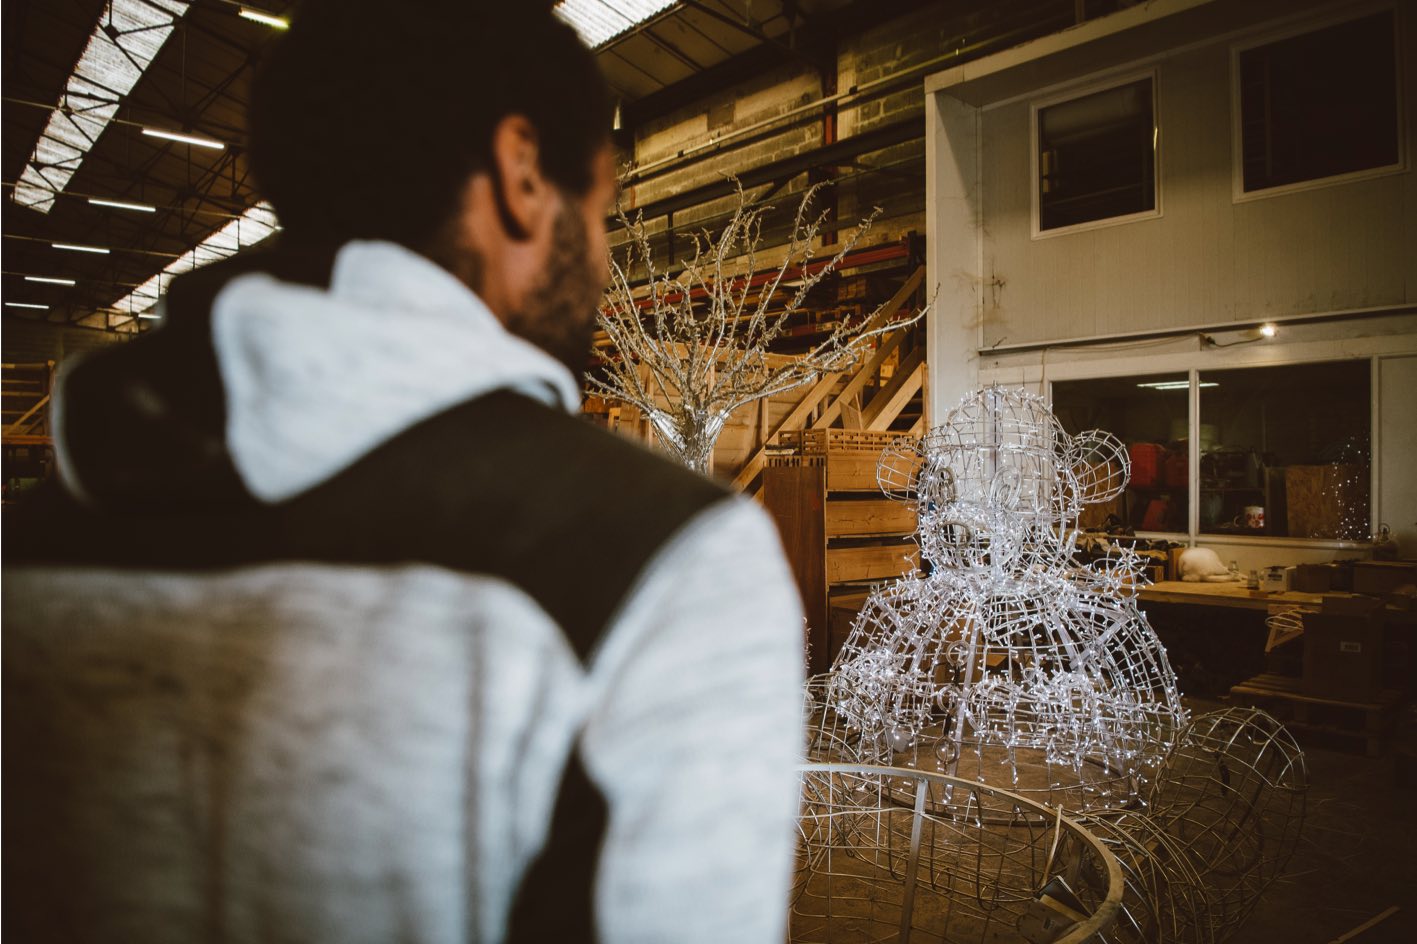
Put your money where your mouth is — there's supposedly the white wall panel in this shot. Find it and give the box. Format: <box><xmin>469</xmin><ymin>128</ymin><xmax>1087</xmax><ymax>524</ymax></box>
<box><xmin>974</xmin><ymin>29</ymin><xmax>1416</xmax><ymax>349</ymax></box>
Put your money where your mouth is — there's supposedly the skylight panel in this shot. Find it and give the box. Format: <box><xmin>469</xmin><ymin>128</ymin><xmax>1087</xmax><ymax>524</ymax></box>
<box><xmin>12</xmin><ymin>0</ymin><xmax>191</xmax><ymax>213</ymax></box>
<box><xmin>107</xmin><ymin>203</ymin><xmax>279</xmax><ymax>321</ymax></box>
<box><xmin>555</xmin><ymin>0</ymin><xmax>677</xmax><ymax>49</ymax></box>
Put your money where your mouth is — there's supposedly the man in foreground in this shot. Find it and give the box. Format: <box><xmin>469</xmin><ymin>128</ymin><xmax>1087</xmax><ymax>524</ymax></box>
<box><xmin>2</xmin><ymin>3</ymin><xmax>805</xmax><ymax>941</ymax></box>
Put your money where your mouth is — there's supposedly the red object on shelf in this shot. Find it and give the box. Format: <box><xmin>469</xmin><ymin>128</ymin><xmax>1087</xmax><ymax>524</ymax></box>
<box><xmin>1164</xmin><ymin>451</ymin><xmax>1188</xmax><ymax>487</ymax></box>
<box><xmin>1141</xmin><ymin>496</ymin><xmax>1171</xmax><ymax>531</ymax></box>
<box><xmin>1129</xmin><ymin>443</ymin><xmax>1165</xmax><ymax>487</ymax></box>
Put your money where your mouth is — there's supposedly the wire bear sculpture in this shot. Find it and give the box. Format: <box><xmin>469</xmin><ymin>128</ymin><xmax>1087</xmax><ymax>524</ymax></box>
<box><xmin>825</xmin><ymin>387</ymin><xmax>1188</xmax><ymax>809</ymax></box>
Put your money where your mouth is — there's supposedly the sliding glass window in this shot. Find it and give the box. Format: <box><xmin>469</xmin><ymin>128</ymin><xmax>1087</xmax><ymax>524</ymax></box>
<box><xmin>1053</xmin><ymin>373</ymin><xmax>1189</xmax><ymax>534</ymax></box>
<box><xmin>1198</xmin><ymin>362</ymin><xmax>1370</xmax><ymax>538</ymax></box>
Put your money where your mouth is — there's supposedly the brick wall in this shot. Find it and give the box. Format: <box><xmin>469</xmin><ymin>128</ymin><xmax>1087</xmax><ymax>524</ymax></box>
<box><xmin>616</xmin><ymin>1</ymin><xmax>1075</xmax><ymax>266</ymax></box>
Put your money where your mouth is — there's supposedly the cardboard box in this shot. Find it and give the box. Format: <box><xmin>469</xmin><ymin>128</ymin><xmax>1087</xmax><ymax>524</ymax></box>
<box><xmin>1321</xmin><ymin>593</ymin><xmax>1384</xmax><ymax>616</ymax></box>
<box><xmin>1302</xmin><ymin>609</ymin><xmax>1384</xmax><ymax>700</ymax></box>
<box><xmin>1291</xmin><ymin>563</ymin><xmax>1334</xmax><ymax>593</ymax></box>
<box><xmin>1352</xmin><ymin>561</ymin><xmax>1417</xmax><ymax>596</ymax></box>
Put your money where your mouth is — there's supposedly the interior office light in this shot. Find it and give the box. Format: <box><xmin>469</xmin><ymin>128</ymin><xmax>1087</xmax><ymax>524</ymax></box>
<box><xmin>90</xmin><ymin>197</ymin><xmax>157</xmax><ymax>213</ymax></box>
<box><xmin>142</xmin><ymin>128</ymin><xmax>226</xmax><ymax>149</ymax></box>
<box><xmin>239</xmin><ymin>8</ymin><xmax>289</xmax><ymax>29</ymax></box>
<box><xmin>25</xmin><ymin>276</ymin><xmax>77</xmax><ymax>285</ymax></box>
<box><xmin>53</xmin><ymin>242</ymin><xmax>111</xmax><ymax>254</ymax></box>
<box><xmin>1136</xmin><ymin>381</ymin><xmax>1218</xmax><ymax>390</ymax></box>
<box><xmin>6</xmin><ymin>302</ymin><xmax>51</xmax><ymax>310</ymax></box>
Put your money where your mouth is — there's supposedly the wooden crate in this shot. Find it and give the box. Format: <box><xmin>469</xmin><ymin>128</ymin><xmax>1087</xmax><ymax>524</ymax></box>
<box><xmin>1229</xmin><ymin>672</ymin><xmax>1401</xmax><ymax>757</ymax></box>
<box><xmin>763</xmin><ymin>443</ymin><xmax>919</xmax><ymax>674</ymax></box>
<box><xmin>824</xmin><ymin>499</ymin><xmax>916</xmax><ymax>537</ymax></box>
<box><xmin>777</xmin><ymin>428</ymin><xmax>904</xmax><ymax>492</ymax></box>
<box><xmin>826</xmin><ymin>543</ymin><xmax>919</xmax><ymax>584</ymax></box>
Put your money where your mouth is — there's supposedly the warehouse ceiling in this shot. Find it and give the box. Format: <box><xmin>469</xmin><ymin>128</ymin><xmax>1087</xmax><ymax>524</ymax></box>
<box><xmin>2</xmin><ymin>0</ymin><xmax>932</xmax><ymax>332</ymax></box>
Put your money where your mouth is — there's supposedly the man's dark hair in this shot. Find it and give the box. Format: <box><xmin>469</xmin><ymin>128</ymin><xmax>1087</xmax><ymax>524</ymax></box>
<box><xmin>249</xmin><ymin>0</ymin><xmax>612</xmax><ymax>248</ymax></box>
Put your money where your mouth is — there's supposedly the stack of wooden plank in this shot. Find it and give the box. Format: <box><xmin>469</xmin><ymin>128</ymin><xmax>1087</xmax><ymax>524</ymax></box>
<box><xmin>763</xmin><ymin>429</ymin><xmax>919</xmax><ymax>673</ymax></box>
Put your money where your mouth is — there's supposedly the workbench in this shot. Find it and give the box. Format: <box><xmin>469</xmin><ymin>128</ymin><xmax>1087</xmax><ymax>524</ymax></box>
<box><xmin>1138</xmin><ymin>580</ymin><xmax>1326</xmax><ymax>611</ymax></box>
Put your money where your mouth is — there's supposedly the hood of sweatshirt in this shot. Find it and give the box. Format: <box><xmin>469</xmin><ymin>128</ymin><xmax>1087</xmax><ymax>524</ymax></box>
<box><xmin>54</xmin><ymin>239</ymin><xmax>582</xmax><ymax>510</ymax></box>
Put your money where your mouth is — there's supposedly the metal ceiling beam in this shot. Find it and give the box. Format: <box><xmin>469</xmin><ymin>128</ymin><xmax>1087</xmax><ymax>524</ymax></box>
<box><xmin>622</xmin><ymin>115</ymin><xmax>919</xmax><ymax>223</ymax></box>
<box><xmin>681</xmin><ymin>0</ymin><xmax>829</xmax><ymax>71</ymax></box>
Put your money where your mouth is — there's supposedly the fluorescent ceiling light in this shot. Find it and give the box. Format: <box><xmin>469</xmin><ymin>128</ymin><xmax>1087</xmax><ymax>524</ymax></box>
<box><xmin>53</xmin><ymin>242</ymin><xmax>110</xmax><ymax>254</ymax></box>
<box><xmin>90</xmin><ymin>197</ymin><xmax>157</xmax><ymax>212</ymax></box>
<box><xmin>1136</xmin><ymin>381</ymin><xmax>1218</xmax><ymax>390</ymax></box>
<box><xmin>239</xmin><ymin>8</ymin><xmax>289</xmax><ymax>29</ymax></box>
<box><xmin>11</xmin><ymin>0</ymin><xmax>191</xmax><ymax>213</ymax></box>
<box><xmin>5</xmin><ymin>302</ymin><xmax>50</xmax><ymax>310</ymax></box>
<box><xmin>25</xmin><ymin>276</ymin><xmax>77</xmax><ymax>285</ymax></box>
<box><xmin>142</xmin><ymin>127</ymin><xmax>226</xmax><ymax>149</ymax></box>
<box><xmin>555</xmin><ymin>0</ymin><xmax>677</xmax><ymax>48</ymax></box>
<box><xmin>136</xmin><ymin>312</ymin><xmax>163</xmax><ymax>320</ymax></box>
<box><xmin>107</xmin><ymin>203</ymin><xmax>279</xmax><ymax>318</ymax></box>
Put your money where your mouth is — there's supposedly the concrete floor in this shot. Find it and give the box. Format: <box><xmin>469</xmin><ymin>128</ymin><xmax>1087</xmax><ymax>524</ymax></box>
<box><xmin>1196</xmin><ymin>695</ymin><xmax>1417</xmax><ymax>944</ymax></box>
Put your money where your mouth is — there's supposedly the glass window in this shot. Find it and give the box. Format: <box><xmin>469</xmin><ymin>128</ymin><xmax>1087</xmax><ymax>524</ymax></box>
<box><xmin>1053</xmin><ymin>373</ymin><xmax>1189</xmax><ymax>533</ymax></box>
<box><xmin>1199</xmin><ymin>362</ymin><xmax>1370</xmax><ymax>538</ymax></box>
<box><xmin>1038</xmin><ymin>77</ymin><xmax>1157</xmax><ymax>231</ymax></box>
<box><xmin>1238</xmin><ymin>11</ymin><xmax>1400</xmax><ymax>193</ymax></box>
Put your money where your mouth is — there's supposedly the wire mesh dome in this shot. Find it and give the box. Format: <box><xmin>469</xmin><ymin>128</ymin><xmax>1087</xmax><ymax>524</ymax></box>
<box><xmin>791</xmin><ymin>763</ymin><xmax>1125</xmax><ymax>944</ymax></box>
<box><xmin>1145</xmin><ymin>707</ymin><xmax>1308</xmax><ymax>942</ymax></box>
<box><xmin>826</xmin><ymin>387</ymin><xmax>1186</xmax><ymax>810</ymax></box>
<box><xmin>1071</xmin><ymin>808</ymin><xmax>1216</xmax><ymax>944</ymax></box>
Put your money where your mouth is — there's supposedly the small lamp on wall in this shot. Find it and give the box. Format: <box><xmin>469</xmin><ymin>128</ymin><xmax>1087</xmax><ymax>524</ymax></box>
<box><xmin>1200</xmin><ymin>323</ymin><xmax>1278</xmax><ymax>347</ymax></box>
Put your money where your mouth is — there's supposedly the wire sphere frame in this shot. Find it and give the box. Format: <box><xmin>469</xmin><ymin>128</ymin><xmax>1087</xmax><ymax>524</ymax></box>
<box><xmin>792</xmin><ymin>762</ymin><xmax>1126</xmax><ymax>944</ymax></box>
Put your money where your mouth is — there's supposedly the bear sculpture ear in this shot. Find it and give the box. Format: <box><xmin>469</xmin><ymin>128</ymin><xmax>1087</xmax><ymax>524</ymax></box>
<box><xmin>1065</xmin><ymin>429</ymin><xmax>1131</xmax><ymax>506</ymax></box>
<box><xmin>875</xmin><ymin>433</ymin><xmax>928</xmax><ymax>504</ymax></box>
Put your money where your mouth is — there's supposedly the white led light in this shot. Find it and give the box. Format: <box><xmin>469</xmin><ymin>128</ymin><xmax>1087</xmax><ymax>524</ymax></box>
<box><xmin>89</xmin><ymin>197</ymin><xmax>157</xmax><ymax>213</ymax></box>
<box><xmin>136</xmin><ymin>312</ymin><xmax>162</xmax><ymax>320</ymax></box>
<box><xmin>1259</xmin><ymin>323</ymin><xmax>1277</xmax><ymax>338</ymax></box>
<box><xmin>25</xmin><ymin>276</ymin><xmax>76</xmax><ymax>285</ymax></box>
<box><xmin>142</xmin><ymin>127</ymin><xmax>226</xmax><ymax>150</ymax></box>
<box><xmin>53</xmin><ymin>242</ymin><xmax>110</xmax><ymax>254</ymax></box>
<box><xmin>239</xmin><ymin>7</ymin><xmax>289</xmax><ymax>28</ymax></box>
<box><xmin>5</xmin><ymin>302</ymin><xmax>50</xmax><ymax>309</ymax></box>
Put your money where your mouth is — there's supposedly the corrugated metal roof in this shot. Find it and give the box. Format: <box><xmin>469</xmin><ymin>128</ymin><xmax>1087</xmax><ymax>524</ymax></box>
<box><xmin>556</xmin><ymin>0</ymin><xmax>678</xmax><ymax>49</ymax></box>
<box><xmin>11</xmin><ymin>0</ymin><xmax>190</xmax><ymax>214</ymax></box>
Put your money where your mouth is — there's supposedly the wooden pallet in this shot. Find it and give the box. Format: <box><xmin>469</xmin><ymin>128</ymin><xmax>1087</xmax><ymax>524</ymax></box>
<box><xmin>1229</xmin><ymin>673</ymin><xmax>1402</xmax><ymax>757</ymax></box>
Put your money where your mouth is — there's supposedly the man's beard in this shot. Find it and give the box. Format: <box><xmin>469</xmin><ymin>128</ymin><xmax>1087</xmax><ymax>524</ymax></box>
<box><xmin>501</xmin><ymin>204</ymin><xmax>604</xmax><ymax>385</ymax></box>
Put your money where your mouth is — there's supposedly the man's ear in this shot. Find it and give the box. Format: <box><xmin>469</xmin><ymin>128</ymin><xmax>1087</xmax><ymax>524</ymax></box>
<box><xmin>489</xmin><ymin>114</ymin><xmax>550</xmax><ymax>242</ymax></box>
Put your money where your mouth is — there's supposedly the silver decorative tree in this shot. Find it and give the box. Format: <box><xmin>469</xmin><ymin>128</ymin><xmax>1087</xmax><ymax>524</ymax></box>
<box><xmin>592</xmin><ymin>180</ymin><xmax>925</xmax><ymax>474</ymax></box>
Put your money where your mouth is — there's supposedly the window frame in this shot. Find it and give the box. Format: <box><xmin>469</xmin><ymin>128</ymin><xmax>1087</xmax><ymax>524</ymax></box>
<box><xmin>1030</xmin><ymin>67</ymin><xmax>1163</xmax><ymax>240</ymax></box>
<box><xmin>1229</xmin><ymin>3</ymin><xmax>1407</xmax><ymax>205</ymax></box>
<box><xmin>1044</xmin><ymin>353</ymin><xmax>1383</xmax><ymax>549</ymax></box>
